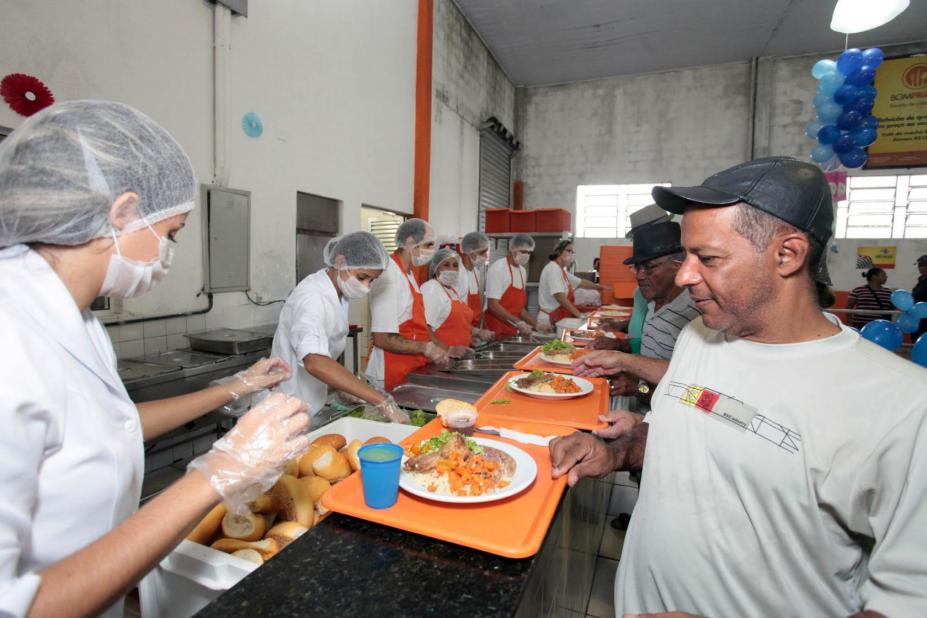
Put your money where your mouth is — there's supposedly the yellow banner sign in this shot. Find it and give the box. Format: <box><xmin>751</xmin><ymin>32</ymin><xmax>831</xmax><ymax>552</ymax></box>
<box><xmin>868</xmin><ymin>56</ymin><xmax>927</xmax><ymax>168</ymax></box>
<box><xmin>856</xmin><ymin>246</ymin><xmax>896</xmax><ymax>269</ymax></box>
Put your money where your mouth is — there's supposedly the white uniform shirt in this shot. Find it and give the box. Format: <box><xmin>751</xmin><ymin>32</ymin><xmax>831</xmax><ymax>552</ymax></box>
<box><xmin>0</xmin><ymin>246</ymin><xmax>143</xmax><ymax>618</ymax></box>
<box><xmin>421</xmin><ymin>279</ymin><xmax>458</xmax><ymax>330</ymax></box>
<box><xmin>616</xmin><ymin>317</ymin><xmax>927</xmax><ymax>617</ymax></box>
<box><xmin>486</xmin><ymin>257</ymin><xmax>526</xmax><ymax>300</ymax></box>
<box><xmin>271</xmin><ymin>269</ymin><xmax>348</xmax><ymax>416</ymax></box>
<box><xmin>364</xmin><ymin>258</ymin><xmax>418</xmax><ymax>387</ymax></box>
<box><xmin>538</xmin><ymin>261</ymin><xmax>582</xmax><ymax>318</ymax></box>
<box><xmin>455</xmin><ymin>262</ymin><xmax>480</xmax><ymax>302</ymax></box>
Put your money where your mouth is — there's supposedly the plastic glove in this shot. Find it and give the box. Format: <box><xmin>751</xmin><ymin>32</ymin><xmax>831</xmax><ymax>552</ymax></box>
<box><xmin>536</xmin><ymin>321</ymin><xmax>554</xmax><ymax>334</ymax></box>
<box><xmin>376</xmin><ymin>395</ymin><xmax>411</xmax><ymax>424</ymax></box>
<box><xmin>477</xmin><ymin>329</ymin><xmax>494</xmax><ymax>341</ymax></box>
<box><xmin>227</xmin><ymin>357</ymin><xmax>293</xmax><ymax>399</ymax></box>
<box><xmin>423</xmin><ymin>341</ymin><xmax>449</xmax><ymax>364</ymax></box>
<box><xmin>188</xmin><ymin>393</ymin><xmax>311</xmax><ymax>515</ymax></box>
<box><xmin>448</xmin><ymin>345</ymin><xmax>471</xmax><ymax>359</ymax></box>
<box><xmin>515</xmin><ymin>320</ymin><xmax>533</xmax><ymax>336</ymax></box>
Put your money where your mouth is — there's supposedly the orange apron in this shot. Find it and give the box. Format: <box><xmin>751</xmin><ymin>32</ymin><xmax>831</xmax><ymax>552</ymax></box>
<box><xmin>466</xmin><ymin>268</ymin><xmax>482</xmax><ymax>327</ymax></box>
<box><xmin>384</xmin><ymin>252</ymin><xmax>430</xmax><ymax>390</ymax></box>
<box><xmin>435</xmin><ymin>283</ymin><xmax>475</xmax><ymax>347</ymax></box>
<box><xmin>540</xmin><ymin>266</ymin><xmax>576</xmax><ymax>326</ymax></box>
<box><xmin>484</xmin><ymin>259</ymin><xmax>527</xmax><ymax>338</ymax></box>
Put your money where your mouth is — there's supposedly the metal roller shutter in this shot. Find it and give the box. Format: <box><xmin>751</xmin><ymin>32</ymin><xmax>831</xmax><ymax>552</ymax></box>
<box><xmin>479</xmin><ymin>128</ymin><xmax>514</xmax><ymax>231</ymax></box>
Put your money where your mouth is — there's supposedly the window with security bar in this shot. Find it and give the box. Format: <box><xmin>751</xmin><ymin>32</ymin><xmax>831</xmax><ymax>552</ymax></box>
<box><xmin>836</xmin><ymin>174</ymin><xmax>927</xmax><ymax>239</ymax></box>
<box><xmin>575</xmin><ymin>183</ymin><xmax>671</xmax><ymax>239</ymax></box>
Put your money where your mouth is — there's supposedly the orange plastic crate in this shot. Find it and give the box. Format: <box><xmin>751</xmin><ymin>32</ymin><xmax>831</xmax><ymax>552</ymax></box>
<box><xmin>485</xmin><ymin>208</ymin><xmax>511</xmax><ymax>233</ymax></box>
<box><xmin>509</xmin><ymin>210</ymin><xmax>537</xmax><ymax>232</ymax></box>
<box><xmin>535</xmin><ymin>208</ymin><xmax>571</xmax><ymax>233</ymax></box>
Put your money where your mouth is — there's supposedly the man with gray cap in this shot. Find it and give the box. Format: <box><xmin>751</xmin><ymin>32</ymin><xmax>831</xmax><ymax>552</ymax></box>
<box><xmin>555</xmin><ymin>157</ymin><xmax>927</xmax><ymax>617</ymax></box>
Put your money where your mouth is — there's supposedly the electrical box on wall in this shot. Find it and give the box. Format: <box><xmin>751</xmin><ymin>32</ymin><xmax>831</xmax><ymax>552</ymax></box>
<box><xmin>202</xmin><ymin>186</ymin><xmax>251</xmax><ymax>293</ymax></box>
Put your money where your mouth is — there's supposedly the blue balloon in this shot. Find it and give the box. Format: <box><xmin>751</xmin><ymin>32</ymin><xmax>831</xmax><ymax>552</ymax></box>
<box><xmin>813</xmin><ymin>93</ymin><xmax>832</xmax><ymax>109</ymax></box>
<box><xmin>860</xmin><ymin>319</ymin><xmax>903</xmax><ymax>351</ymax></box>
<box><xmin>846</xmin><ymin>65</ymin><xmax>877</xmax><ymax>87</ymax></box>
<box><xmin>838</xmin><ymin>147</ymin><xmax>867</xmax><ymax>168</ymax></box>
<box><xmin>836</xmin><ymin>110</ymin><xmax>863</xmax><ymax>130</ymax></box>
<box><xmin>898</xmin><ymin>313</ymin><xmax>920</xmax><ymax>334</ymax></box>
<box><xmin>832</xmin><ymin>133</ymin><xmax>855</xmax><ymax>154</ymax></box>
<box><xmin>912</xmin><ymin>302</ymin><xmax>927</xmax><ymax>320</ymax></box>
<box><xmin>805</xmin><ymin>121</ymin><xmax>824</xmax><ymax>139</ymax></box>
<box><xmin>859</xmin><ymin>115</ymin><xmax>880</xmax><ymax>129</ymax></box>
<box><xmin>859</xmin><ymin>85</ymin><xmax>877</xmax><ymax>99</ymax></box>
<box><xmin>811</xmin><ymin>143</ymin><xmax>835</xmax><ymax>164</ymax></box>
<box><xmin>848</xmin><ymin>96</ymin><xmax>875</xmax><ymax>115</ymax></box>
<box><xmin>891</xmin><ymin>289</ymin><xmax>915</xmax><ymax>311</ymax></box>
<box><xmin>819</xmin><ymin>72</ymin><xmax>845</xmax><ymax>95</ymax></box>
<box><xmin>913</xmin><ymin>333</ymin><xmax>927</xmax><ymax>368</ymax></box>
<box><xmin>817</xmin><ymin>102</ymin><xmax>842</xmax><ymax>123</ymax></box>
<box><xmin>812</xmin><ymin>59</ymin><xmax>838</xmax><ymax>79</ymax></box>
<box><xmin>837</xmin><ymin>49</ymin><xmax>864</xmax><ymax>76</ymax></box>
<box><xmin>833</xmin><ymin>84</ymin><xmax>861</xmax><ymax>105</ymax></box>
<box><xmin>862</xmin><ymin>48</ymin><xmax>884</xmax><ymax>68</ymax></box>
<box><xmin>817</xmin><ymin>125</ymin><xmax>841</xmax><ymax>145</ymax></box>
<box><xmin>850</xmin><ymin>126</ymin><xmax>877</xmax><ymax>146</ymax></box>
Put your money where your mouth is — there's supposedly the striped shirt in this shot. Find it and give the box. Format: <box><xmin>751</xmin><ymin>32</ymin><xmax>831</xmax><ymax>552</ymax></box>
<box><xmin>847</xmin><ymin>285</ymin><xmax>893</xmax><ymax>328</ymax></box>
<box><xmin>640</xmin><ymin>289</ymin><xmax>701</xmax><ymax>360</ymax></box>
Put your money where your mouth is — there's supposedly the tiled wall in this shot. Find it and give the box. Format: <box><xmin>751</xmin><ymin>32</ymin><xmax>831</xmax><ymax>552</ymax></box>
<box><xmin>103</xmin><ymin>293</ymin><xmax>283</xmax><ymax>360</ymax></box>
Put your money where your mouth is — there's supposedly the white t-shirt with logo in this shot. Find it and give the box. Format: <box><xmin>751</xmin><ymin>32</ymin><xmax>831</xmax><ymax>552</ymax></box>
<box><xmin>616</xmin><ymin>317</ymin><xmax>927</xmax><ymax>618</ymax></box>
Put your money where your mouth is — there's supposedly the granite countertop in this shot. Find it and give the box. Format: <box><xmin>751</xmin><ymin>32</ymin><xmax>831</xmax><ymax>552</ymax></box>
<box><xmin>195</xmin><ymin>514</ymin><xmax>537</xmax><ymax>617</ymax></box>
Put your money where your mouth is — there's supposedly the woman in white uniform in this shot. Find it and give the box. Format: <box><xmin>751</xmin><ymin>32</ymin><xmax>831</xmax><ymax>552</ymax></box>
<box><xmin>0</xmin><ymin>101</ymin><xmax>310</xmax><ymax>618</ymax></box>
<box><xmin>538</xmin><ymin>240</ymin><xmax>603</xmax><ymax>328</ymax></box>
<box><xmin>271</xmin><ymin>231</ymin><xmax>408</xmax><ymax>422</ymax></box>
<box><xmin>422</xmin><ymin>248</ymin><xmax>492</xmax><ymax>349</ymax></box>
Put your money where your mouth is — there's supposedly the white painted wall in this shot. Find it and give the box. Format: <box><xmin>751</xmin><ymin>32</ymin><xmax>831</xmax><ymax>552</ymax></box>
<box><xmin>429</xmin><ymin>0</ymin><xmax>515</xmax><ymax>240</ymax></box>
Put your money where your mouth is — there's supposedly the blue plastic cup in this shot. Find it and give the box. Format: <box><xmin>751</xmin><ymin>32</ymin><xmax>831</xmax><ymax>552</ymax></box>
<box><xmin>358</xmin><ymin>443</ymin><xmax>404</xmax><ymax>509</ymax></box>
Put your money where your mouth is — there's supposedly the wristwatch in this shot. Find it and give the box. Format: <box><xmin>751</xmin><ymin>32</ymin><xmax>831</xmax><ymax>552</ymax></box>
<box><xmin>637</xmin><ymin>382</ymin><xmax>651</xmax><ymax>395</ymax></box>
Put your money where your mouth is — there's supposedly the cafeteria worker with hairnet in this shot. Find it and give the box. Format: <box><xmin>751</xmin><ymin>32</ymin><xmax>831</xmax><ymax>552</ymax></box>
<box><xmin>0</xmin><ymin>101</ymin><xmax>310</xmax><ymax>617</ymax></box>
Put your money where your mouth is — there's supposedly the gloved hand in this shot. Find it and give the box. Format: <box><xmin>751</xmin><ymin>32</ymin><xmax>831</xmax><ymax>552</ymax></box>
<box><xmin>515</xmin><ymin>320</ymin><xmax>533</xmax><ymax>336</ymax></box>
<box><xmin>424</xmin><ymin>341</ymin><xmax>449</xmax><ymax>364</ymax></box>
<box><xmin>536</xmin><ymin>321</ymin><xmax>554</xmax><ymax>334</ymax></box>
<box><xmin>477</xmin><ymin>329</ymin><xmax>494</xmax><ymax>341</ymax></box>
<box><xmin>227</xmin><ymin>357</ymin><xmax>292</xmax><ymax>399</ymax></box>
<box><xmin>189</xmin><ymin>393</ymin><xmax>310</xmax><ymax>515</ymax></box>
<box><xmin>448</xmin><ymin>345</ymin><xmax>471</xmax><ymax>359</ymax></box>
<box><xmin>376</xmin><ymin>395</ymin><xmax>411</xmax><ymax>424</ymax></box>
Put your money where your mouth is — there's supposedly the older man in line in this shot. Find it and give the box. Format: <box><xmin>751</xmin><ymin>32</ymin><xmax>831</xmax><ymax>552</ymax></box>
<box><xmin>554</xmin><ymin>157</ymin><xmax>927</xmax><ymax>618</ymax></box>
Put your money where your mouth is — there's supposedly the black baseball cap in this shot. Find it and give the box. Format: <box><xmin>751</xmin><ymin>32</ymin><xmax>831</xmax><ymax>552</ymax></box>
<box><xmin>623</xmin><ymin>220</ymin><xmax>682</xmax><ymax>265</ymax></box>
<box><xmin>652</xmin><ymin>157</ymin><xmax>833</xmax><ymax>246</ymax></box>
<box><xmin>916</xmin><ymin>254</ymin><xmax>927</xmax><ymax>265</ymax></box>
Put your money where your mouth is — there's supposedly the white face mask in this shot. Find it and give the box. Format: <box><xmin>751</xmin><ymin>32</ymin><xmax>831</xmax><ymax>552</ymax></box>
<box><xmin>563</xmin><ymin>255</ymin><xmax>575</xmax><ymax>268</ymax></box>
<box><xmin>99</xmin><ymin>222</ymin><xmax>173</xmax><ymax>299</ymax></box>
<box><xmin>513</xmin><ymin>251</ymin><xmax>531</xmax><ymax>267</ymax></box>
<box><xmin>437</xmin><ymin>270</ymin><xmax>459</xmax><ymax>287</ymax></box>
<box><xmin>412</xmin><ymin>244</ymin><xmax>436</xmax><ymax>266</ymax></box>
<box><xmin>337</xmin><ymin>272</ymin><xmax>370</xmax><ymax>299</ymax></box>
<box><xmin>469</xmin><ymin>251</ymin><xmax>488</xmax><ymax>269</ymax></box>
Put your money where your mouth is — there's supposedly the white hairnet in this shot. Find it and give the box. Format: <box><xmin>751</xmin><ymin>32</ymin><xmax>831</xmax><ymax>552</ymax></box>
<box><xmin>428</xmin><ymin>247</ymin><xmax>459</xmax><ymax>279</ymax></box>
<box><xmin>395</xmin><ymin>218</ymin><xmax>434</xmax><ymax>248</ymax></box>
<box><xmin>0</xmin><ymin>100</ymin><xmax>196</xmax><ymax>248</ymax></box>
<box><xmin>510</xmin><ymin>233</ymin><xmax>535</xmax><ymax>251</ymax></box>
<box><xmin>461</xmin><ymin>231</ymin><xmax>489</xmax><ymax>253</ymax></box>
<box><xmin>323</xmin><ymin>231</ymin><xmax>389</xmax><ymax>270</ymax></box>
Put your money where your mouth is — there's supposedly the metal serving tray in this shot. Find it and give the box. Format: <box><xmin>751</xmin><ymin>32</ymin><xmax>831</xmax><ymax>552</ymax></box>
<box><xmin>185</xmin><ymin>329</ymin><xmax>274</xmax><ymax>355</ymax></box>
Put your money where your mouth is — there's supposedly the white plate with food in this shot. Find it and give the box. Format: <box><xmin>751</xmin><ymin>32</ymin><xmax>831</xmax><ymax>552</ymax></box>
<box><xmin>400</xmin><ymin>432</ymin><xmax>537</xmax><ymax>504</ymax></box>
<box><xmin>507</xmin><ymin>371</ymin><xmax>594</xmax><ymax>399</ymax></box>
<box><xmin>537</xmin><ymin>340</ymin><xmax>576</xmax><ymax>365</ymax></box>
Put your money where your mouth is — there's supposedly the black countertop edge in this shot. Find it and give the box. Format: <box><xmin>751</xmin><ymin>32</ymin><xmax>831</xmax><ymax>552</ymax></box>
<box><xmin>194</xmin><ymin>513</ymin><xmax>542</xmax><ymax>618</ymax></box>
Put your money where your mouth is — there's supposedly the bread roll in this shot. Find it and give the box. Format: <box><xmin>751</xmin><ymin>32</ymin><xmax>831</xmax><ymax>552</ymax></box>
<box><xmin>364</xmin><ymin>436</ymin><xmax>390</xmax><ymax>445</ymax></box>
<box><xmin>344</xmin><ymin>439</ymin><xmax>363</xmax><ymax>471</ymax></box>
<box><xmin>231</xmin><ymin>548</ymin><xmax>264</xmax><ymax>565</ymax></box>
<box><xmin>270</xmin><ymin>474</ymin><xmax>315</xmax><ymax>527</ymax></box>
<box><xmin>249</xmin><ymin>493</ymin><xmax>283</xmax><ymax>514</ymax></box>
<box><xmin>297</xmin><ymin>444</ymin><xmax>324</xmax><ymax>477</ymax></box>
<box><xmin>435</xmin><ymin>398</ymin><xmax>477</xmax><ymax>419</ymax></box>
<box><xmin>311</xmin><ymin>445</ymin><xmax>352</xmax><ymax>481</ymax></box>
<box><xmin>186</xmin><ymin>503</ymin><xmax>226</xmax><ymax>545</ymax></box>
<box><xmin>265</xmin><ymin>521</ymin><xmax>309</xmax><ymax>548</ymax></box>
<box><xmin>283</xmin><ymin>458</ymin><xmax>300</xmax><ymax>478</ymax></box>
<box><xmin>212</xmin><ymin>537</ymin><xmax>280</xmax><ymax>560</ymax></box>
<box><xmin>312</xmin><ymin>433</ymin><xmax>347</xmax><ymax>451</ymax></box>
<box><xmin>299</xmin><ymin>475</ymin><xmax>331</xmax><ymax>504</ymax></box>
<box><xmin>221</xmin><ymin>511</ymin><xmax>266</xmax><ymax>542</ymax></box>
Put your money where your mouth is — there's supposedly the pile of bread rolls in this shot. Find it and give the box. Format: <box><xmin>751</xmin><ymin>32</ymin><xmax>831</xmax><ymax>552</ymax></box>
<box><xmin>186</xmin><ymin>432</ymin><xmax>391</xmax><ymax>565</ymax></box>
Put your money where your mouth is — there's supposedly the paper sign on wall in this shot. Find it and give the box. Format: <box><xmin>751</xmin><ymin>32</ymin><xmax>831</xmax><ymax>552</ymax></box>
<box><xmin>868</xmin><ymin>56</ymin><xmax>927</xmax><ymax>168</ymax></box>
<box><xmin>856</xmin><ymin>246</ymin><xmax>896</xmax><ymax>269</ymax></box>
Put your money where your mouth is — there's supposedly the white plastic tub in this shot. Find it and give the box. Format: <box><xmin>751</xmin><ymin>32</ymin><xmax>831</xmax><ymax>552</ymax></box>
<box><xmin>139</xmin><ymin>417</ymin><xmax>418</xmax><ymax>618</ymax></box>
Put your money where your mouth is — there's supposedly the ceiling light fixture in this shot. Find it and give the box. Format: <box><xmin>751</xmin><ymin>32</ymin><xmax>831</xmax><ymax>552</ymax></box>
<box><xmin>830</xmin><ymin>0</ymin><xmax>910</xmax><ymax>34</ymax></box>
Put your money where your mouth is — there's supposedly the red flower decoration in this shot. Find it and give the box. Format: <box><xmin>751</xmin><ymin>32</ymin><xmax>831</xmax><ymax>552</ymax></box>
<box><xmin>1</xmin><ymin>73</ymin><xmax>55</xmax><ymax>117</ymax></box>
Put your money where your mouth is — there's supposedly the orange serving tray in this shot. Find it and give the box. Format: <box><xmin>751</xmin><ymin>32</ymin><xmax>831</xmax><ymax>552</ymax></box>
<box><xmin>476</xmin><ymin>371</ymin><xmax>608</xmax><ymax>431</ymax></box>
<box><xmin>321</xmin><ymin>418</ymin><xmax>575</xmax><ymax>559</ymax></box>
<box><xmin>512</xmin><ymin>346</ymin><xmax>593</xmax><ymax>374</ymax></box>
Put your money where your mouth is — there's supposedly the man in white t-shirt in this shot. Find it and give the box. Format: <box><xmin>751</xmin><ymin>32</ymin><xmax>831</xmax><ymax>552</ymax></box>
<box><xmin>556</xmin><ymin>157</ymin><xmax>927</xmax><ymax>618</ymax></box>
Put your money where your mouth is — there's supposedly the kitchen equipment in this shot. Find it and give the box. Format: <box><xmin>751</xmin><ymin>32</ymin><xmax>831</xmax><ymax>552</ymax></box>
<box><xmin>185</xmin><ymin>329</ymin><xmax>273</xmax><ymax>355</ymax></box>
<box><xmin>444</xmin><ymin>359</ymin><xmax>515</xmax><ymax>379</ymax></box>
<box><xmin>389</xmin><ymin>383</ymin><xmax>481</xmax><ymax>413</ymax></box>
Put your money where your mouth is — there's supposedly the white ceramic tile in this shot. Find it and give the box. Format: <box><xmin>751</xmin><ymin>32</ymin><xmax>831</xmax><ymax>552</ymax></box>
<box><xmin>186</xmin><ymin>313</ymin><xmax>206</xmax><ymax>333</ymax></box>
<box><xmin>586</xmin><ymin>557</ymin><xmax>618</xmax><ymax>618</ymax></box>
<box><xmin>607</xmin><ymin>484</ymin><xmax>639</xmax><ymax>517</ymax></box>
<box><xmin>598</xmin><ymin>523</ymin><xmax>626</xmax><ymax>561</ymax></box>
<box><xmin>142</xmin><ymin>320</ymin><xmax>166</xmax><ymax>338</ymax></box>
<box><xmin>167</xmin><ymin>334</ymin><xmax>189</xmax><ymax>350</ymax></box>
<box><xmin>204</xmin><ymin>308</ymin><xmax>230</xmax><ymax>331</ymax></box>
<box><xmin>105</xmin><ymin>325</ymin><xmax>121</xmax><ymax>342</ymax></box>
<box><xmin>120</xmin><ymin>323</ymin><xmax>144</xmax><ymax>342</ymax></box>
<box><xmin>164</xmin><ymin>316</ymin><xmax>187</xmax><ymax>335</ymax></box>
<box><xmin>144</xmin><ymin>336</ymin><xmax>167</xmax><ymax>356</ymax></box>
<box><xmin>120</xmin><ymin>340</ymin><xmax>144</xmax><ymax>358</ymax></box>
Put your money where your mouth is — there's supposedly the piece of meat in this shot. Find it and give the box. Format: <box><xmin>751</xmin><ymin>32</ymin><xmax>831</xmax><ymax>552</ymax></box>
<box><xmin>515</xmin><ymin>375</ymin><xmax>548</xmax><ymax>389</ymax></box>
<box><xmin>482</xmin><ymin>447</ymin><xmax>516</xmax><ymax>478</ymax></box>
<box><xmin>403</xmin><ymin>451</ymin><xmax>439</xmax><ymax>472</ymax></box>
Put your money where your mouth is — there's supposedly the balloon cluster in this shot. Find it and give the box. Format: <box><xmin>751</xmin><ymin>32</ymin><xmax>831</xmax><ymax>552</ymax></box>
<box><xmin>859</xmin><ymin>290</ymin><xmax>927</xmax><ymax>368</ymax></box>
<box><xmin>806</xmin><ymin>48</ymin><xmax>883</xmax><ymax>169</ymax></box>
